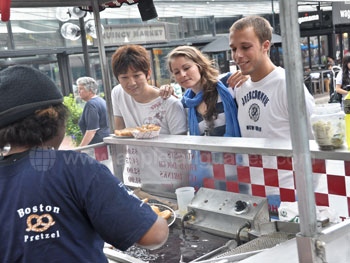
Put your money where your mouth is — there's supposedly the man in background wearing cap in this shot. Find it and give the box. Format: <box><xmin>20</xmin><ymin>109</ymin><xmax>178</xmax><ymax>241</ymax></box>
<box><xmin>0</xmin><ymin>65</ymin><xmax>168</xmax><ymax>262</ymax></box>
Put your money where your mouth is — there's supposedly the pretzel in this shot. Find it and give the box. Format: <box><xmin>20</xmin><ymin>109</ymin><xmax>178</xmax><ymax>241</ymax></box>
<box><xmin>114</xmin><ymin>128</ymin><xmax>137</xmax><ymax>136</ymax></box>
<box><xmin>151</xmin><ymin>205</ymin><xmax>171</xmax><ymax>220</ymax></box>
<box><xmin>159</xmin><ymin>210</ymin><xmax>172</xmax><ymax>220</ymax></box>
<box><xmin>136</xmin><ymin>124</ymin><xmax>161</xmax><ymax>132</ymax></box>
<box><xmin>26</xmin><ymin>214</ymin><xmax>56</xmax><ymax>232</ymax></box>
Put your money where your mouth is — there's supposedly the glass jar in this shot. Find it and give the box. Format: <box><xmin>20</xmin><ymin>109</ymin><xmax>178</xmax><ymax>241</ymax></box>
<box><xmin>311</xmin><ymin>104</ymin><xmax>345</xmax><ymax>150</ymax></box>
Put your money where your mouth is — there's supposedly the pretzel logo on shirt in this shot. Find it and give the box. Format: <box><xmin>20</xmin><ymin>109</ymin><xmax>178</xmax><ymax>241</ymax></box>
<box><xmin>249</xmin><ymin>103</ymin><xmax>260</xmax><ymax>122</ymax></box>
<box><xmin>26</xmin><ymin>214</ymin><xmax>56</xmax><ymax>232</ymax></box>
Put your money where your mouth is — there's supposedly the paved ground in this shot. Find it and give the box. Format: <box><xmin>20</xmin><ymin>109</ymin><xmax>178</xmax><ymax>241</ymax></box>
<box><xmin>314</xmin><ymin>93</ymin><xmax>330</xmax><ymax>104</ymax></box>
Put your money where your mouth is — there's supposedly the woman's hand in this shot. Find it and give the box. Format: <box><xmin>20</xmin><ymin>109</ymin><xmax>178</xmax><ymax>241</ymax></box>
<box><xmin>227</xmin><ymin>70</ymin><xmax>249</xmax><ymax>88</ymax></box>
<box><xmin>159</xmin><ymin>84</ymin><xmax>177</xmax><ymax>99</ymax></box>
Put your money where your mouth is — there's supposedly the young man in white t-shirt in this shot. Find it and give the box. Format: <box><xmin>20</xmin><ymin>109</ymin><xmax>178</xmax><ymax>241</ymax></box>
<box><xmin>111</xmin><ymin>44</ymin><xmax>188</xmax><ymax>192</ymax></box>
<box><xmin>228</xmin><ymin>16</ymin><xmax>314</xmax><ymax>140</ymax></box>
<box><xmin>228</xmin><ymin>16</ymin><xmax>315</xmax><ymax>196</ymax></box>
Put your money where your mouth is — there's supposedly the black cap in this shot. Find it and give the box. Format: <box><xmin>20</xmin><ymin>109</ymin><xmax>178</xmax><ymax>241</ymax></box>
<box><xmin>0</xmin><ymin>65</ymin><xmax>63</xmax><ymax>128</ymax></box>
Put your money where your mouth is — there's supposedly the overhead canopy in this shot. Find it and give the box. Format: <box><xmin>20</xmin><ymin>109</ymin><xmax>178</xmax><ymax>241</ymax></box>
<box><xmin>271</xmin><ymin>33</ymin><xmax>282</xmax><ymax>44</ymax></box>
<box><xmin>201</xmin><ymin>33</ymin><xmax>282</xmax><ymax>53</ymax></box>
<box><xmin>10</xmin><ymin>0</ymin><xmax>112</xmax><ymax>8</ymax></box>
<box><xmin>2</xmin><ymin>0</ymin><xmax>138</xmax><ymax>21</ymax></box>
<box><xmin>201</xmin><ymin>35</ymin><xmax>230</xmax><ymax>53</ymax></box>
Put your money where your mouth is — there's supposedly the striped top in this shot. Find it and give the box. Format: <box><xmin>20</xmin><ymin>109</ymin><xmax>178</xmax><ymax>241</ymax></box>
<box><xmin>182</xmin><ymin>88</ymin><xmax>235</xmax><ymax>136</ymax></box>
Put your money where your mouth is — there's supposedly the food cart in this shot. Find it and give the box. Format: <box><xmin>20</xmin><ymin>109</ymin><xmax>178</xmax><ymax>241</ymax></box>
<box><xmin>5</xmin><ymin>0</ymin><xmax>350</xmax><ymax>262</ymax></box>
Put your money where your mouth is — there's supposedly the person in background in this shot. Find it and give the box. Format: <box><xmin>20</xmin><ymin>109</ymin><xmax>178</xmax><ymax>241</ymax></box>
<box><xmin>0</xmin><ymin>65</ymin><xmax>169</xmax><ymax>262</ymax></box>
<box><xmin>335</xmin><ymin>55</ymin><xmax>350</xmax><ymax>104</ymax></box>
<box><xmin>167</xmin><ymin>45</ymin><xmax>241</xmax><ymax>137</ymax></box>
<box><xmin>327</xmin><ymin>56</ymin><xmax>335</xmax><ymax>67</ymax></box>
<box><xmin>228</xmin><ymin>15</ymin><xmax>314</xmax><ymax>140</ymax></box>
<box><xmin>111</xmin><ymin>44</ymin><xmax>188</xmax><ymax>192</ymax></box>
<box><xmin>77</xmin><ymin>77</ymin><xmax>110</xmax><ymax>146</ymax></box>
<box><xmin>324</xmin><ymin>56</ymin><xmax>335</xmax><ymax>95</ymax></box>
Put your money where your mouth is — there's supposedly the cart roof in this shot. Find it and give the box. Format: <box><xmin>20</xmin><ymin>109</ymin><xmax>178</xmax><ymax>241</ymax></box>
<box><xmin>10</xmin><ymin>0</ymin><xmax>111</xmax><ymax>8</ymax></box>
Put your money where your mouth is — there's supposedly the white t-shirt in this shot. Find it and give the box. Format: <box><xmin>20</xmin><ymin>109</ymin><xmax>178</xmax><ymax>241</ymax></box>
<box><xmin>111</xmin><ymin>85</ymin><xmax>189</xmax><ymax>192</ymax></box>
<box><xmin>335</xmin><ymin>71</ymin><xmax>350</xmax><ymax>99</ymax></box>
<box><xmin>235</xmin><ymin>67</ymin><xmax>315</xmax><ymax>140</ymax></box>
<box><xmin>235</xmin><ymin>67</ymin><xmax>315</xmax><ymax>193</ymax></box>
<box><xmin>335</xmin><ymin>70</ymin><xmax>344</xmax><ymax>86</ymax></box>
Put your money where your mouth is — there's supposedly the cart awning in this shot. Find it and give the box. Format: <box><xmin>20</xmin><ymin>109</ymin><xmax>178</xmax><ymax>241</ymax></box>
<box><xmin>201</xmin><ymin>33</ymin><xmax>282</xmax><ymax>53</ymax></box>
<box><xmin>2</xmin><ymin>0</ymin><xmax>138</xmax><ymax>21</ymax></box>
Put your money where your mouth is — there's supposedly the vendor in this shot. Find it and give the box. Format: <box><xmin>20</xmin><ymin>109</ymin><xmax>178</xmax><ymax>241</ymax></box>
<box><xmin>0</xmin><ymin>66</ymin><xmax>169</xmax><ymax>262</ymax></box>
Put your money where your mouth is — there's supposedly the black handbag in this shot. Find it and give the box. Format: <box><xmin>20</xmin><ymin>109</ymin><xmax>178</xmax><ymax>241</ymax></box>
<box><xmin>329</xmin><ymin>91</ymin><xmax>342</xmax><ymax>103</ymax></box>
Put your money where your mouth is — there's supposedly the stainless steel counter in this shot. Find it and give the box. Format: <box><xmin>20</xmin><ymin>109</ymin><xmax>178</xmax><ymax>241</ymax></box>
<box><xmin>104</xmin><ymin>135</ymin><xmax>350</xmax><ymax>161</ymax></box>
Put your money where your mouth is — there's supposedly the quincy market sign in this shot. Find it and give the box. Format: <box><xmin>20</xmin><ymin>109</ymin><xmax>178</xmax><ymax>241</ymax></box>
<box><xmin>96</xmin><ymin>23</ymin><xmax>168</xmax><ymax>46</ymax></box>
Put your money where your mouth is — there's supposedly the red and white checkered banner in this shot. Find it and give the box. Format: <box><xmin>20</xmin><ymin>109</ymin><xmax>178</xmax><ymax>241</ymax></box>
<box><xmin>192</xmin><ymin>152</ymin><xmax>350</xmax><ymax>221</ymax></box>
<box><xmin>89</xmin><ymin>146</ymin><xmax>350</xmax><ymax>221</ymax></box>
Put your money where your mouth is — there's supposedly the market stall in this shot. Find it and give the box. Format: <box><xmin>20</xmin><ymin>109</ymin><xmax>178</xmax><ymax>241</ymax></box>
<box><xmin>3</xmin><ymin>0</ymin><xmax>350</xmax><ymax>262</ymax></box>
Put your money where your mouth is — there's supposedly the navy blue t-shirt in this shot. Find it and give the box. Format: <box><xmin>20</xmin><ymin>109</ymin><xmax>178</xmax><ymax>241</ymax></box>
<box><xmin>0</xmin><ymin>149</ymin><xmax>157</xmax><ymax>263</ymax></box>
<box><xmin>79</xmin><ymin>96</ymin><xmax>110</xmax><ymax>144</ymax></box>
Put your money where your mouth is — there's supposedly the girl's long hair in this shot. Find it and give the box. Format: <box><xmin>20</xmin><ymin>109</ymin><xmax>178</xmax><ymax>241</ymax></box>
<box><xmin>167</xmin><ymin>46</ymin><xmax>219</xmax><ymax>125</ymax></box>
<box><xmin>342</xmin><ymin>55</ymin><xmax>350</xmax><ymax>88</ymax></box>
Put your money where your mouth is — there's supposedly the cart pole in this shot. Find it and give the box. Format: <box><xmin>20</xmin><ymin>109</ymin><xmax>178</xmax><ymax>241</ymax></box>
<box><xmin>92</xmin><ymin>0</ymin><xmax>123</xmax><ymax>181</ymax></box>
<box><xmin>279</xmin><ymin>0</ymin><xmax>321</xmax><ymax>262</ymax></box>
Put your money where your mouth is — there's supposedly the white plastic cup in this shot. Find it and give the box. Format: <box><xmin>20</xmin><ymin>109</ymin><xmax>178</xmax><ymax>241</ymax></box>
<box><xmin>175</xmin><ymin>186</ymin><xmax>195</xmax><ymax>215</ymax></box>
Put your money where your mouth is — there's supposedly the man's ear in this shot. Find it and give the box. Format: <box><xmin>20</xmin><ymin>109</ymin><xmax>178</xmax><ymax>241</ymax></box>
<box><xmin>262</xmin><ymin>40</ymin><xmax>271</xmax><ymax>53</ymax></box>
<box><xmin>147</xmin><ymin>69</ymin><xmax>151</xmax><ymax>80</ymax></box>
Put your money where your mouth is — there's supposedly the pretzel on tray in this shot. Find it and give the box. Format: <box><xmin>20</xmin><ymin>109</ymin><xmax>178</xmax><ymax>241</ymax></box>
<box><xmin>114</xmin><ymin>128</ymin><xmax>138</xmax><ymax>137</ymax></box>
<box><xmin>136</xmin><ymin>124</ymin><xmax>161</xmax><ymax>133</ymax></box>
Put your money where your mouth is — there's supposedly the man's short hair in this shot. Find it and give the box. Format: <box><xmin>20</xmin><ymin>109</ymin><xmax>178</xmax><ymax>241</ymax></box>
<box><xmin>111</xmin><ymin>44</ymin><xmax>150</xmax><ymax>79</ymax></box>
<box><xmin>230</xmin><ymin>16</ymin><xmax>272</xmax><ymax>44</ymax></box>
<box><xmin>76</xmin><ymin>77</ymin><xmax>98</xmax><ymax>94</ymax></box>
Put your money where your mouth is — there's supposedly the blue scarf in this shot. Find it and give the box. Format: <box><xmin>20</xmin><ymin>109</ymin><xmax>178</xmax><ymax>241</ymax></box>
<box><xmin>183</xmin><ymin>81</ymin><xmax>241</xmax><ymax>137</ymax></box>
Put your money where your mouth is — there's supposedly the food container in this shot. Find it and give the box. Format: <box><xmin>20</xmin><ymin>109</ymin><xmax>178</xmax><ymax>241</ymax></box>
<box><xmin>311</xmin><ymin>104</ymin><xmax>345</xmax><ymax>150</ymax></box>
<box><xmin>175</xmin><ymin>186</ymin><xmax>195</xmax><ymax>216</ymax></box>
<box><xmin>131</xmin><ymin>125</ymin><xmax>161</xmax><ymax>139</ymax></box>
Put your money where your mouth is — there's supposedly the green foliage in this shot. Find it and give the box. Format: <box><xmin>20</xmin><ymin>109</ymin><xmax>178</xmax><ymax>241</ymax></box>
<box><xmin>63</xmin><ymin>94</ymin><xmax>83</xmax><ymax>146</ymax></box>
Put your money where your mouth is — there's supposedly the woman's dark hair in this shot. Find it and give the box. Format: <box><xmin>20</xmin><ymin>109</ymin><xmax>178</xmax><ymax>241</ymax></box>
<box><xmin>342</xmin><ymin>55</ymin><xmax>350</xmax><ymax>87</ymax></box>
<box><xmin>0</xmin><ymin>104</ymin><xmax>68</xmax><ymax>148</ymax></box>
